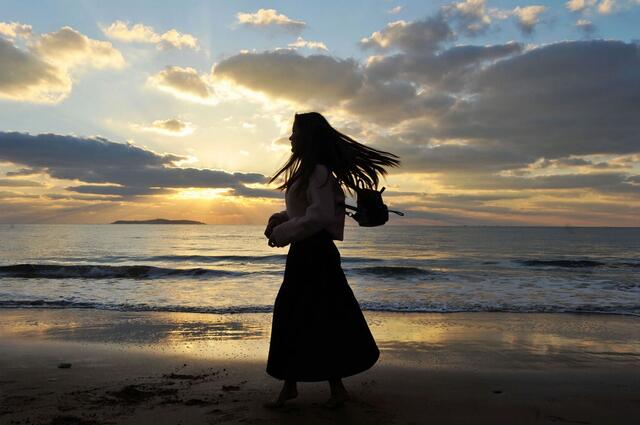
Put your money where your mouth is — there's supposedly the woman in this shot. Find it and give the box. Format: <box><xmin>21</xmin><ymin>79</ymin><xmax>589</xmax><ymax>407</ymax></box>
<box><xmin>264</xmin><ymin>112</ymin><xmax>400</xmax><ymax>408</ymax></box>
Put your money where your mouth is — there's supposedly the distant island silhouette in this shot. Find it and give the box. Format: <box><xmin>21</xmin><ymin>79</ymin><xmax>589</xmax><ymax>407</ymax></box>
<box><xmin>111</xmin><ymin>219</ymin><xmax>205</xmax><ymax>225</ymax></box>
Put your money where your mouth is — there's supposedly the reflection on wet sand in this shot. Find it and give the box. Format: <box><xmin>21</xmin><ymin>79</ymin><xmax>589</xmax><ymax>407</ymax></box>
<box><xmin>1</xmin><ymin>309</ymin><xmax>638</xmax><ymax>370</ymax></box>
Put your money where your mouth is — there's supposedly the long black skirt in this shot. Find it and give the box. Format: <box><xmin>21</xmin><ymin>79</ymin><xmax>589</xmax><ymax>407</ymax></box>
<box><xmin>266</xmin><ymin>229</ymin><xmax>379</xmax><ymax>382</ymax></box>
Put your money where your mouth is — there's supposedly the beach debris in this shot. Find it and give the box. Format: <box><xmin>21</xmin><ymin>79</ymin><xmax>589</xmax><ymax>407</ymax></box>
<box><xmin>107</xmin><ymin>384</ymin><xmax>178</xmax><ymax>404</ymax></box>
<box><xmin>184</xmin><ymin>398</ymin><xmax>211</xmax><ymax>406</ymax></box>
<box><xmin>57</xmin><ymin>363</ymin><xmax>72</xmax><ymax>369</ymax></box>
<box><xmin>50</xmin><ymin>415</ymin><xmax>98</xmax><ymax>425</ymax></box>
<box><xmin>162</xmin><ymin>372</ymin><xmax>207</xmax><ymax>380</ymax></box>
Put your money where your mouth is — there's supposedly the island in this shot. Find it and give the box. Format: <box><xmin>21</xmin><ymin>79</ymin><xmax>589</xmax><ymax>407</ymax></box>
<box><xmin>111</xmin><ymin>219</ymin><xmax>206</xmax><ymax>225</ymax></box>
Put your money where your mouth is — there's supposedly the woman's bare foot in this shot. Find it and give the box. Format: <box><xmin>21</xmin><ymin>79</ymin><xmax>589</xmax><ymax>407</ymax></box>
<box><xmin>324</xmin><ymin>379</ymin><xmax>350</xmax><ymax>408</ymax></box>
<box><xmin>323</xmin><ymin>392</ymin><xmax>350</xmax><ymax>409</ymax></box>
<box><xmin>263</xmin><ymin>381</ymin><xmax>298</xmax><ymax>409</ymax></box>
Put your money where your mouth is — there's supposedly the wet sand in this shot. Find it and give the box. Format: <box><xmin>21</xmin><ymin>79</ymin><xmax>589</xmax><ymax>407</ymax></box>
<box><xmin>1</xmin><ymin>309</ymin><xmax>638</xmax><ymax>424</ymax></box>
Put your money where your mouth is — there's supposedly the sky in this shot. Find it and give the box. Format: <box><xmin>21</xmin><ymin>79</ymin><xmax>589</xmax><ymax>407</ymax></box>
<box><xmin>0</xmin><ymin>0</ymin><xmax>639</xmax><ymax>225</ymax></box>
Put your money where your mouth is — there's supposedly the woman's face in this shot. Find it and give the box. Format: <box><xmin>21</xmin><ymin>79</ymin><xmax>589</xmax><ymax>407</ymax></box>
<box><xmin>289</xmin><ymin>123</ymin><xmax>300</xmax><ymax>153</ymax></box>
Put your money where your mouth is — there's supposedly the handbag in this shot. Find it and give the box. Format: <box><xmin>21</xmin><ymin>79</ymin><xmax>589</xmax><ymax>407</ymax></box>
<box><xmin>339</xmin><ymin>180</ymin><xmax>404</xmax><ymax>227</ymax></box>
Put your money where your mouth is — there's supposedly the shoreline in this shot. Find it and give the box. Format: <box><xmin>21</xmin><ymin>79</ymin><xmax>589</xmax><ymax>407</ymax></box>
<box><xmin>1</xmin><ymin>309</ymin><xmax>639</xmax><ymax>424</ymax></box>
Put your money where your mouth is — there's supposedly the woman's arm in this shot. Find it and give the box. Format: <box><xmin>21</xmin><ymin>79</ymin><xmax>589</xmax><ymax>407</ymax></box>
<box><xmin>270</xmin><ymin>164</ymin><xmax>335</xmax><ymax>246</ymax></box>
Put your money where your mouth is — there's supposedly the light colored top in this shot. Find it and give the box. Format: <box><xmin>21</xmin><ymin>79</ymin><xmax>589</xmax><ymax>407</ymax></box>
<box><xmin>270</xmin><ymin>164</ymin><xmax>346</xmax><ymax>246</ymax></box>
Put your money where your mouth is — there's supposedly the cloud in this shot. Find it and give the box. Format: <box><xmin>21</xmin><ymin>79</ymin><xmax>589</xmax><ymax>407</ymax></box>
<box><xmin>0</xmin><ymin>25</ymin><xmax>124</xmax><ymax>103</ymax></box>
<box><xmin>5</xmin><ymin>167</ymin><xmax>46</xmax><ymax>176</ymax></box>
<box><xmin>227</xmin><ymin>184</ymin><xmax>284</xmax><ymax>199</ymax></box>
<box><xmin>364</xmin><ymin>42</ymin><xmax>523</xmax><ymax>90</ymax></box>
<box><xmin>0</xmin><ymin>132</ymin><xmax>268</xmax><ymax>199</ymax></box>
<box><xmin>565</xmin><ymin>0</ymin><xmax>623</xmax><ymax>15</ymax></box>
<box><xmin>236</xmin><ymin>9</ymin><xmax>306</xmax><ymax>34</ymax></box>
<box><xmin>566</xmin><ymin>0</ymin><xmax>597</xmax><ymax>12</ymax></box>
<box><xmin>132</xmin><ymin>118</ymin><xmax>195</xmax><ymax>137</ymax></box>
<box><xmin>442</xmin><ymin>172</ymin><xmax>637</xmax><ymax>192</ymax></box>
<box><xmin>0</xmin><ymin>178</ymin><xmax>43</xmax><ymax>187</ymax></box>
<box><xmin>0</xmin><ymin>191</ymin><xmax>40</xmax><ymax>199</ymax></box>
<box><xmin>0</xmin><ymin>37</ymin><xmax>71</xmax><ymax>103</ymax></box>
<box><xmin>288</xmin><ymin>37</ymin><xmax>328</xmax><ymax>51</ymax></box>
<box><xmin>66</xmin><ymin>185</ymin><xmax>172</xmax><ymax>197</ymax></box>
<box><xmin>443</xmin><ymin>0</ymin><xmax>493</xmax><ymax>36</ymax></box>
<box><xmin>0</xmin><ymin>21</ymin><xmax>32</xmax><ymax>39</ymax></box>
<box><xmin>597</xmin><ymin>0</ymin><xmax>617</xmax><ymax>14</ymax></box>
<box><xmin>213</xmin><ymin>50</ymin><xmax>363</xmax><ymax>104</ymax></box>
<box><xmin>359</xmin><ymin>15</ymin><xmax>453</xmax><ymax>53</ymax></box>
<box><xmin>388</xmin><ymin>6</ymin><xmax>403</xmax><ymax>14</ymax></box>
<box><xmin>101</xmin><ymin>20</ymin><xmax>199</xmax><ymax>50</ymax></box>
<box><xmin>343</xmin><ymin>81</ymin><xmax>455</xmax><ymax>125</ymax></box>
<box><xmin>30</xmin><ymin>26</ymin><xmax>125</xmax><ymax>69</ymax></box>
<box><xmin>442</xmin><ymin>40</ymin><xmax>640</xmax><ymax>159</ymax></box>
<box><xmin>147</xmin><ymin>66</ymin><xmax>214</xmax><ymax>103</ymax></box>
<box><xmin>576</xmin><ymin>19</ymin><xmax>596</xmax><ymax>35</ymax></box>
<box><xmin>356</xmin><ymin>39</ymin><xmax>640</xmax><ymax>192</ymax></box>
<box><xmin>512</xmin><ymin>5</ymin><xmax>546</xmax><ymax>34</ymax></box>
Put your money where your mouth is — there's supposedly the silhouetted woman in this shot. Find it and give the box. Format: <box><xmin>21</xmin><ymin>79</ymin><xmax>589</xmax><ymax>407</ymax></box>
<box><xmin>264</xmin><ymin>112</ymin><xmax>400</xmax><ymax>408</ymax></box>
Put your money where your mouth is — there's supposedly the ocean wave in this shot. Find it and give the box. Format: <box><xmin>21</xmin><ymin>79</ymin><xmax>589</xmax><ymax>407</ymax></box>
<box><xmin>0</xmin><ymin>264</ymin><xmax>247</xmax><ymax>279</ymax></box>
<box><xmin>143</xmin><ymin>254</ymin><xmax>286</xmax><ymax>263</ymax></box>
<box><xmin>347</xmin><ymin>266</ymin><xmax>434</xmax><ymax>278</ymax></box>
<box><xmin>0</xmin><ymin>299</ymin><xmax>637</xmax><ymax>316</ymax></box>
<box><xmin>0</xmin><ymin>300</ymin><xmax>273</xmax><ymax>314</ymax></box>
<box><xmin>144</xmin><ymin>254</ymin><xmax>382</xmax><ymax>264</ymax></box>
<box><xmin>516</xmin><ymin>259</ymin><xmax>640</xmax><ymax>268</ymax></box>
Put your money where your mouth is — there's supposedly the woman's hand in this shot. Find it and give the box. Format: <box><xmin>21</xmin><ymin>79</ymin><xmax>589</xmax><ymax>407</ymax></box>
<box><xmin>264</xmin><ymin>222</ymin><xmax>276</xmax><ymax>239</ymax></box>
<box><xmin>264</xmin><ymin>213</ymin><xmax>287</xmax><ymax>238</ymax></box>
<box><xmin>268</xmin><ymin>236</ymin><xmax>287</xmax><ymax>248</ymax></box>
<box><xmin>267</xmin><ymin>223</ymin><xmax>288</xmax><ymax>248</ymax></box>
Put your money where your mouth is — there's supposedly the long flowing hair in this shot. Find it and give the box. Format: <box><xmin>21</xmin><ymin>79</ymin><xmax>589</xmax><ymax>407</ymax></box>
<box><xmin>269</xmin><ymin>112</ymin><xmax>400</xmax><ymax>196</ymax></box>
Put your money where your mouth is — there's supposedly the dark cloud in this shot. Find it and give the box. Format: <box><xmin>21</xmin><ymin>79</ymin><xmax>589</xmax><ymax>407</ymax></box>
<box><xmin>359</xmin><ymin>14</ymin><xmax>453</xmax><ymax>53</ymax></box>
<box><xmin>66</xmin><ymin>185</ymin><xmax>173</xmax><ymax>197</ymax></box>
<box><xmin>363</xmin><ymin>40</ymin><xmax>640</xmax><ymax>182</ymax></box>
<box><xmin>437</xmin><ymin>41</ymin><xmax>640</xmax><ymax>159</ymax></box>
<box><xmin>365</xmin><ymin>42</ymin><xmax>523</xmax><ymax>90</ymax></box>
<box><xmin>5</xmin><ymin>167</ymin><xmax>47</xmax><ymax>176</ymax></box>
<box><xmin>0</xmin><ymin>132</ymin><xmax>269</xmax><ymax>199</ymax></box>
<box><xmin>376</xmin><ymin>139</ymin><xmax>533</xmax><ymax>173</ymax></box>
<box><xmin>214</xmin><ymin>50</ymin><xmax>363</xmax><ymax>104</ymax></box>
<box><xmin>442</xmin><ymin>172</ymin><xmax>637</xmax><ymax>193</ymax></box>
<box><xmin>343</xmin><ymin>81</ymin><xmax>454</xmax><ymax>125</ymax></box>
<box><xmin>44</xmin><ymin>193</ymin><xmax>120</xmax><ymax>201</ymax></box>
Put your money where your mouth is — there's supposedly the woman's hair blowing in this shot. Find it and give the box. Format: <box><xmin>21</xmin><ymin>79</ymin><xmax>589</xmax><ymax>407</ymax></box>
<box><xmin>269</xmin><ymin>112</ymin><xmax>400</xmax><ymax>196</ymax></box>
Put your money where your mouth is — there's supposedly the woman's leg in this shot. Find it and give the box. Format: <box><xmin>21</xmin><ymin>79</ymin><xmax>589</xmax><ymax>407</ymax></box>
<box><xmin>325</xmin><ymin>378</ymin><xmax>350</xmax><ymax>408</ymax></box>
<box><xmin>264</xmin><ymin>379</ymin><xmax>298</xmax><ymax>408</ymax></box>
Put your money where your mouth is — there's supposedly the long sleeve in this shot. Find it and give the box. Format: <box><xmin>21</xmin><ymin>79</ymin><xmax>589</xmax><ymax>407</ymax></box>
<box><xmin>270</xmin><ymin>164</ymin><xmax>336</xmax><ymax>246</ymax></box>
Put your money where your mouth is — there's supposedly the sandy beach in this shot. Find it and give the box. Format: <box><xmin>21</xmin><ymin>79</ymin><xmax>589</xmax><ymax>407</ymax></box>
<box><xmin>1</xmin><ymin>309</ymin><xmax>638</xmax><ymax>425</ymax></box>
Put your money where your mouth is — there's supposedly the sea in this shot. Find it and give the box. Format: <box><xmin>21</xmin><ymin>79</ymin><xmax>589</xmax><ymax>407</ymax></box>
<box><xmin>0</xmin><ymin>225</ymin><xmax>638</xmax><ymax>316</ymax></box>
